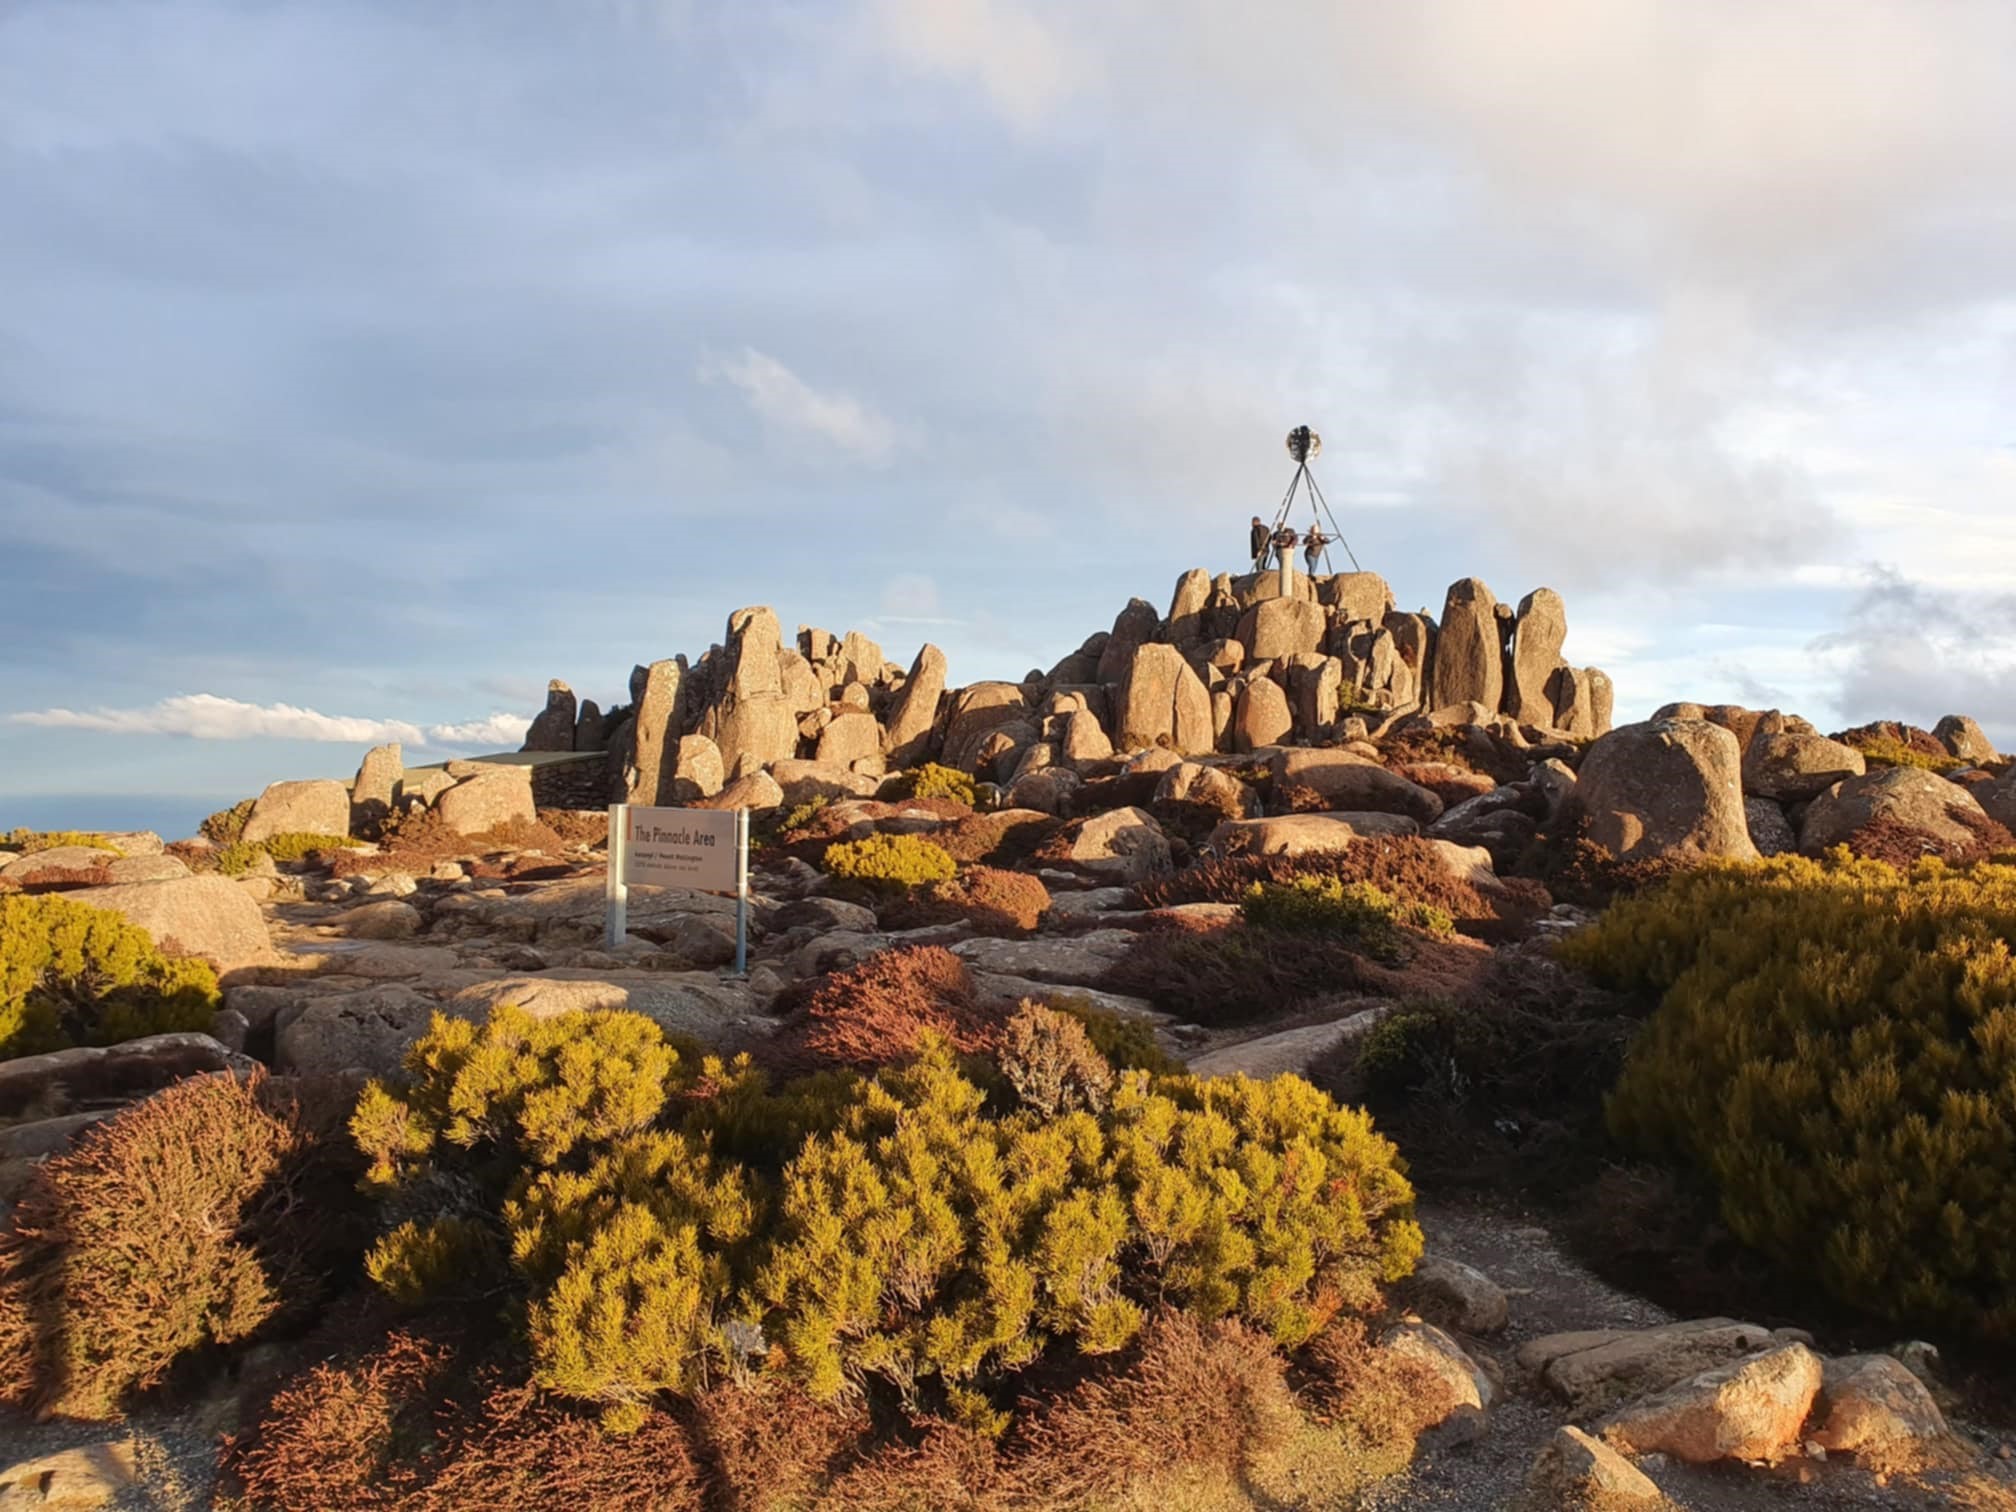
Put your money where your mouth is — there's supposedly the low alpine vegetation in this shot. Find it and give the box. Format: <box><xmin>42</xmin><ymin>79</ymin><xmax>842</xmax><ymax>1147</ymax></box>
<box><xmin>0</xmin><ymin>893</ymin><xmax>219</xmax><ymax>1056</ymax></box>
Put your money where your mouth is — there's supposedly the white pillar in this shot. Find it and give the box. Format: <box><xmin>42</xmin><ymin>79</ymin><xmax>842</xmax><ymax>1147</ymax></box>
<box><xmin>604</xmin><ymin>803</ymin><xmax>629</xmax><ymax>949</ymax></box>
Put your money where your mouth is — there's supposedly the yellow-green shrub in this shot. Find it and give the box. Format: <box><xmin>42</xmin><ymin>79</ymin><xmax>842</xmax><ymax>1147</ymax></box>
<box><xmin>822</xmin><ymin>833</ymin><xmax>957</xmax><ymax>889</ymax></box>
<box><xmin>259</xmin><ymin>832</ymin><xmax>365</xmax><ymax>861</ymax></box>
<box><xmin>1843</xmin><ymin>735</ymin><xmax>1963</xmax><ymax>774</ymax></box>
<box><xmin>1050</xmin><ymin>995</ymin><xmax>1181</xmax><ymax>1075</ymax></box>
<box><xmin>0</xmin><ymin>894</ymin><xmax>219</xmax><ymax>1057</ymax></box>
<box><xmin>200</xmin><ymin>800</ymin><xmax>254</xmax><ymax>846</ymax></box>
<box><xmin>1561</xmin><ymin>853</ymin><xmax>2016</xmax><ymax>1339</ymax></box>
<box><xmin>356</xmin><ymin>1011</ymin><xmax>1420</xmax><ymax>1413</ymax></box>
<box><xmin>1239</xmin><ymin>877</ymin><xmax>1452</xmax><ymax>964</ymax></box>
<box><xmin>905</xmin><ymin>763</ymin><xmax>978</xmax><ymax>806</ymax></box>
<box><xmin>2</xmin><ymin>831</ymin><xmax>125</xmax><ymax>857</ymax></box>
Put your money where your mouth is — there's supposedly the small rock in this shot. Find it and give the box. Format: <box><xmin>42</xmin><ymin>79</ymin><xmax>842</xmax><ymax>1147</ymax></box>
<box><xmin>1600</xmin><ymin>1343</ymin><xmax>1824</xmax><ymax>1465</ymax></box>
<box><xmin>327</xmin><ymin>900</ymin><xmax>422</xmax><ymax>941</ymax></box>
<box><xmin>1812</xmin><ymin>1353</ymin><xmax>1958</xmax><ymax>1472</ymax></box>
<box><xmin>1524</xmin><ymin>1425</ymin><xmax>1663</xmax><ymax>1508</ymax></box>
<box><xmin>1382</xmin><ymin>1321</ymin><xmax>1496</xmax><ymax>1413</ymax></box>
<box><xmin>1408</xmin><ymin>1253</ymin><xmax>1511</xmax><ymax>1335</ymax></box>
<box><xmin>0</xmin><ymin>1440</ymin><xmax>139</xmax><ymax>1510</ymax></box>
<box><xmin>210</xmin><ymin>1007</ymin><xmax>251</xmax><ymax>1054</ymax></box>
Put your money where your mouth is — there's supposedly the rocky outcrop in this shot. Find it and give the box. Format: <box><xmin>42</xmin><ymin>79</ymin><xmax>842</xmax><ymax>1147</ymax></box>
<box><xmin>1113</xmin><ymin>644</ymin><xmax>1213</xmax><ymax>754</ymax></box>
<box><xmin>1742</xmin><ymin>731</ymin><xmax>1867</xmax><ymax>803</ymax></box>
<box><xmin>1577</xmin><ymin>720</ymin><xmax>1757</xmax><ymax>862</ymax></box>
<box><xmin>242</xmin><ymin>778</ymin><xmax>351</xmax><ymax>844</ymax></box>
<box><xmin>351</xmin><ymin>744</ymin><xmax>403</xmax><ymax>832</ymax></box>
<box><xmin>1507</xmin><ymin>588</ymin><xmax>1567</xmax><ymax>723</ymax></box>
<box><xmin>1934</xmin><ymin>713</ymin><xmax>1997</xmax><ymax>764</ymax></box>
<box><xmin>1429</xmin><ymin>577</ymin><xmax>1503</xmax><ymax>713</ymax></box>
<box><xmin>624</xmin><ymin>657</ymin><xmax>688</xmax><ymax>804</ymax></box>
<box><xmin>1800</xmin><ymin>767</ymin><xmax>1993</xmax><ymax>856</ymax></box>
<box><xmin>882</xmin><ymin>643</ymin><xmax>947</xmax><ymax>767</ymax></box>
<box><xmin>696</xmin><ymin>607</ymin><xmax>800</xmax><ymax>777</ymax></box>
<box><xmin>522</xmin><ymin>679</ymin><xmax>578</xmax><ymax>752</ymax></box>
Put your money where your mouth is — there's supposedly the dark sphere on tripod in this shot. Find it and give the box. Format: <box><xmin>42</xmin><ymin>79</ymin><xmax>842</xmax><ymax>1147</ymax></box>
<box><xmin>1285</xmin><ymin>425</ymin><xmax>1321</xmax><ymax>463</ymax></box>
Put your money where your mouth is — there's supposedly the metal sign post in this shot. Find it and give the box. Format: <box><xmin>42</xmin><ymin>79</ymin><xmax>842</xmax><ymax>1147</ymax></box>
<box><xmin>605</xmin><ymin>803</ymin><xmax>750</xmax><ymax>976</ymax></box>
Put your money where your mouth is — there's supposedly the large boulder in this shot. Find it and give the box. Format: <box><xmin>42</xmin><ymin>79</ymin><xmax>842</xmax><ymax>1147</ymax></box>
<box><xmin>0</xmin><ymin>1032</ymin><xmax>248</xmax><ymax>1120</ymax></box>
<box><xmin>1062</xmin><ymin>807</ymin><xmax>1171</xmax><ymax>883</ymax></box>
<box><xmin>275</xmin><ymin>985</ymin><xmax>440</xmax><ymax>1077</ymax></box>
<box><xmin>521</xmin><ymin>679</ymin><xmax>579</xmax><ymax>752</ymax></box>
<box><xmin>1978</xmin><ymin>766</ymin><xmax>2016</xmax><ymax>831</ymax></box>
<box><xmin>1327</xmin><ymin>571</ymin><xmax>1394</xmax><ymax>625</ymax></box>
<box><xmin>1271</xmin><ymin>748</ymin><xmax>1443</xmax><ymax>824</ymax></box>
<box><xmin>1934</xmin><ymin>714</ymin><xmax>1998</xmax><ymax>764</ymax></box>
<box><xmin>1232</xmin><ymin>678</ymin><xmax>1293</xmax><ymax>752</ymax></box>
<box><xmin>1113</xmin><ymin>644</ymin><xmax>1213</xmax><ymax>754</ymax></box>
<box><xmin>1167</xmin><ymin>567</ymin><xmax>1213</xmax><ymax>643</ymax></box>
<box><xmin>1810</xmin><ymin>1354</ymin><xmax>1957</xmax><ymax>1472</ymax></box>
<box><xmin>1599</xmin><ymin>1343</ymin><xmax>1823</xmax><ymax>1465</ymax></box>
<box><xmin>1154</xmin><ymin>760</ymin><xmax>1260</xmax><ymax>819</ymax></box>
<box><xmin>1406</xmin><ymin>1254</ymin><xmax>1510</xmax><ymax>1335</ymax></box>
<box><xmin>942</xmin><ymin>683</ymin><xmax>1034</xmax><ymax>773</ymax></box>
<box><xmin>0</xmin><ymin>1440</ymin><xmax>141</xmax><ymax>1511</ymax></box>
<box><xmin>696</xmin><ymin>608</ymin><xmax>800</xmax><ymax>775</ymax></box>
<box><xmin>78</xmin><ymin>876</ymin><xmax>271</xmax><ymax>974</ymax></box>
<box><xmin>696</xmin><ymin>770</ymin><xmax>785</xmax><ymax>812</ymax></box>
<box><xmin>1428</xmin><ymin>578</ymin><xmax>1503</xmax><ymax>713</ymax></box>
<box><xmin>434</xmin><ymin>768</ymin><xmax>536</xmax><ymax>836</ymax></box>
<box><xmin>1576</xmin><ymin>719</ymin><xmax>1757</xmax><ymax>862</ymax></box>
<box><xmin>624</xmin><ymin>656</ymin><xmax>688</xmax><ymax>805</ymax></box>
<box><xmin>1741</xmin><ymin>731</ymin><xmax>1866</xmax><ymax>802</ymax></box>
<box><xmin>670</xmin><ymin>734</ymin><xmax>725</xmax><ymax>802</ymax></box>
<box><xmin>351</xmin><ymin>743</ymin><xmax>404</xmax><ymax>831</ymax></box>
<box><xmin>815</xmin><ymin>710</ymin><xmax>882</xmax><ymax>767</ymax></box>
<box><xmin>1059</xmin><ymin>709</ymin><xmax>1115</xmax><ymax>770</ymax></box>
<box><xmin>242</xmin><ymin>778</ymin><xmax>351</xmax><ymax>844</ymax></box>
<box><xmin>1800</xmin><ymin>766</ymin><xmax>1993</xmax><ymax>856</ymax></box>
<box><xmin>770</xmin><ymin>760</ymin><xmax>879</xmax><ymax>805</ymax></box>
<box><xmin>882</xmin><ymin>643</ymin><xmax>948</xmax><ymax>767</ymax></box>
<box><xmin>1234</xmin><ymin>597</ymin><xmax>1327</xmax><ymax>663</ymax></box>
<box><xmin>1507</xmin><ymin>588</ymin><xmax>1567</xmax><ymax>723</ymax></box>
<box><xmin>1520</xmin><ymin>1319</ymin><xmax>1780</xmax><ymax>1415</ymax></box>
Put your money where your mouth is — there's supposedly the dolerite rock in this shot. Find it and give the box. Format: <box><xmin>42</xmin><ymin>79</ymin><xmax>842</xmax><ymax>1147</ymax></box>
<box><xmin>1979</xmin><ymin>766</ymin><xmax>2016</xmax><ymax>830</ymax></box>
<box><xmin>79</xmin><ymin>876</ymin><xmax>272</xmax><ymax>974</ymax></box>
<box><xmin>1523</xmin><ymin>1427</ymin><xmax>1663</xmax><ymax>1509</ymax></box>
<box><xmin>1207</xmin><ymin>812</ymin><xmax>1421</xmax><ymax>854</ymax></box>
<box><xmin>697</xmin><ymin>608</ymin><xmax>800</xmax><ymax>775</ymax></box>
<box><xmin>816</xmin><ymin>710</ymin><xmax>882</xmax><ymax>767</ymax></box>
<box><xmin>1114</xmin><ymin>643</ymin><xmax>1213</xmax><ymax>754</ymax></box>
<box><xmin>1934</xmin><ymin>713</ymin><xmax>1998</xmax><ymax>764</ymax></box>
<box><xmin>276</xmin><ymin>985</ymin><xmax>439</xmax><ymax>1077</ymax></box>
<box><xmin>1064</xmin><ymin>807</ymin><xmax>1171</xmax><ymax>882</ymax></box>
<box><xmin>242</xmin><ymin>778</ymin><xmax>351</xmax><ymax>845</ymax></box>
<box><xmin>625</xmin><ymin>656</ymin><xmax>687</xmax><ymax>804</ymax></box>
<box><xmin>1167</xmin><ymin>567</ymin><xmax>1212</xmax><ymax>644</ymax></box>
<box><xmin>1154</xmin><ymin>760</ymin><xmax>1261</xmax><ymax>818</ymax></box>
<box><xmin>1521</xmin><ymin>1319</ymin><xmax>1781</xmax><ymax>1415</ymax></box>
<box><xmin>1549</xmin><ymin>665</ymin><xmax>1597</xmax><ymax>736</ymax></box>
<box><xmin>0</xmin><ymin>846</ymin><xmax>117</xmax><ymax>884</ymax></box>
<box><xmin>943</xmin><ymin>683</ymin><xmax>1034</xmax><ymax>772</ymax></box>
<box><xmin>1742</xmin><ymin>731</ymin><xmax>1866</xmax><ymax>802</ymax></box>
<box><xmin>1382</xmin><ymin>1322</ymin><xmax>1495</xmax><ymax>1412</ymax></box>
<box><xmin>1429</xmin><ymin>578</ymin><xmax>1503</xmax><ymax>713</ymax></box>
<box><xmin>1599</xmin><ymin>1343</ymin><xmax>1823</xmax><ymax>1465</ymax></box>
<box><xmin>1327</xmin><ymin>571</ymin><xmax>1395</xmax><ymax>625</ymax></box>
<box><xmin>1577</xmin><ymin>719</ymin><xmax>1758</xmax><ymax>862</ymax></box>
<box><xmin>1232</xmin><ymin>678</ymin><xmax>1293</xmax><ymax>751</ymax></box>
<box><xmin>770</xmin><ymin>760</ymin><xmax>879</xmax><ymax>805</ymax></box>
<box><xmin>696</xmin><ymin>770</ymin><xmax>785</xmax><ymax>812</ymax></box>
<box><xmin>1059</xmin><ymin>709</ymin><xmax>1114</xmax><ymax>770</ymax></box>
<box><xmin>522</xmin><ymin>679</ymin><xmax>579</xmax><ymax>752</ymax></box>
<box><xmin>1284</xmin><ymin>653</ymin><xmax>1343</xmax><ymax>739</ymax></box>
<box><xmin>573</xmin><ymin>699</ymin><xmax>609</xmax><ymax>753</ymax></box>
<box><xmin>351</xmin><ymin>743</ymin><xmax>404</xmax><ymax>832</ymax></box>
<box><xmin>652</xmin><ymin>734</ymin><xmax>718</xmax><ymax>802</ymax></box>
<box><xmin>0</xmin><ymin>1440</ymin><xmax>142</xmax><ymax>1510</ymax></box>
<box><xmin>1005</xmin><ymin>767</ymin><xmax>1082</xmax><ymax>816</ymax></box>
<box><xmin>1235</xmin><ymin>597</ymin><xmax>1327</xmax><ymax>662</ymax></box>
<box><xmin>1588</xmin><ymin>668</ymin><xmax>1615</xmax><ymax>736</ymax></box>
<box><xmin>0</xmin><ymin>1032</ymin><xmax>249</xmax><ymax>1119</ymax></box>
<box><xmin>1744</xmin><ymin>797</ymin><xmax>1797</xmax><ymax>857</ymax></box>
<box><xmin>1800</xmin><ymin>766</ymin><xmax>1992</xmax><ymax>856</ymax></box>
<box><xmin>1095</xmin><ymin>597</ymin><xmax>1162</xmax><ymax>683</ymax></box>
<box><xmin>1407</xmin><ymin>1254</ymin><xmax>1511</xmax><ymax>1334</ymax></box>
<box><xmin>1384</xmin><ymin>610</ymin><xmax>1435</xmax><ymax>687</ymax></box>
<box><xmin>1810</xmin><ymin>1354</ymin><xmax>1956</xmax><ymax>1472</ymax></box>
<box><xmin>1507</xmin><ymin>588</ymin><xmax>1567</xmax><ymax>723</ymax></box>
<box><xmin>102</xmin><ymin>855</ymin><xmax>192</xmax><ymax>885</ymax></box>
<box><xmin>434</xmin><ymin>767</ymin><xmax>536</xmax><ymax>835</ymax></box>
<box><xmin>1271</xmin><ymin>748</ymin><xmax>1444</xmax><ymax>824</ymax></box>
<box><xmin>327</xmin><ymin>899</ymin><xmax>423</xmax><ymax>941</ymax></box>
<box><xmin>882</xmin><ymin>643</ymin><xmax>947</xmax><ymax>767</ymax></box>
<box><xmin>779</xmin><ymin>650</ymin><xmax>826</xmax><ymax>717</ymax></box>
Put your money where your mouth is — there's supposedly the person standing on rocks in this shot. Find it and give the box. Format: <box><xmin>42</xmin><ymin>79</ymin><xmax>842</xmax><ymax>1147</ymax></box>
<box><xmin>1250</xmin><ymin>514</ymin><xmax>1270</xmax><ymax>570</ymax></box>
<box><xmin>1303</xmin><ymin>525</ymin><xmax>1328</xmax><ymax>574</ymax></box>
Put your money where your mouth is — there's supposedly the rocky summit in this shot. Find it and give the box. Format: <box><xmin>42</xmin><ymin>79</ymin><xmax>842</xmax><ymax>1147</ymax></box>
<box><xmin>3</xmin><ymin>566</ymin><xmax>2015</xmax><ymax>1512</ymax></box>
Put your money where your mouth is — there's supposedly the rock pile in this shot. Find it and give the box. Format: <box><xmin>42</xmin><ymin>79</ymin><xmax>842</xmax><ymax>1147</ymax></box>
<box><xmin>527</xmin><ymin>567</ymin><xmax>1617</xmax><ymax>808</ymax></box>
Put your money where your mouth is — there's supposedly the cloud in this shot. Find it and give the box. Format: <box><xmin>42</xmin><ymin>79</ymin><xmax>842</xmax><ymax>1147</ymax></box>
<box><xmin>867</xmin><ymin>0</ymin><xmax>1090</xmax><ymax>129</ymax></box>
<box><xmin>701</xmin><ymin>348</ymin><xmax>903</xmax><ymax>463</ymax></box>
<box><xmin>6</xmin><ymin>694</ymin><xmax>528</xmax><ymax>750</ymax></box>
<box><xmin>1810</xmin><ymin>565</ymin><xmax>2016</xmax><ymax>741</ymax></box>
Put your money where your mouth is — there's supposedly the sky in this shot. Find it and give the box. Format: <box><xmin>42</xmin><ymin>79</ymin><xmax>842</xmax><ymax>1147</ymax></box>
<box><xmin>5</xmin><ymin>0</ymin><xmax>2016</xmax><ymax>837</ymax></box>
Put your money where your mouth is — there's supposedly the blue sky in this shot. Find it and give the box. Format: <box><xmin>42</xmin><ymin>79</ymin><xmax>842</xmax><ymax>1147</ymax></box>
<box><xmin>5</xmin><ymin>0</ymin><xmax>2016</xmax><ymax>837</ymax></box>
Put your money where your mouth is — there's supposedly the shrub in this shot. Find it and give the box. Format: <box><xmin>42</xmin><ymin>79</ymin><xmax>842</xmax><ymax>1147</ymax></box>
<box><xmin>1049</xmin><ymin>996</ymin><xmax>1180</xmax><ymax>1075</ymax></box>
<box><xmin>1240</xmin><ymin>876</ymin><xmax>1453</xmax><ymax>960</ymax></box>
<box><xmin>1835</xmin><ymin>721</ymin><xmax>1965</xmax><ymax>773</ymax></box>
<box><xmin>904</xmin><ymin>763</ymin><xmax>979</xmax><ymax>806</ymax></box>
<box><xmin>822</xmin><ymin>833</ymin><xmax>957</xmax><ymax>890</ymax></box>
<box><xmin>364</xmin><ymin>1009</ymin><xmax>1419</xmax><ymax>1416</ymax></box>
<box><xmin>775</xmin><ymin>796</ymin><xmax>832</xmax><ymax>838</ymax></box>
<box><xmin>1561</xmin><ymin>853</ymin><xmax>2016</xmax><ymax>1339</ymax></box>
<box><xmin>1141</xmin><ymin>839</ymin><xmax>1501</xmax><ymax>927</ymax></box>
<box><xmin>2</xmin><ymin>830</ymin><xmax>125</xmax><ymax>856</ymax></box>
<box><xmin>201</xmin><ymin>799</ymin><xmax>256</xmax><ymax>846</ymax></box>
<box><xmin>781</xmin><ymin>946</ymin><xmax>1005</xmax><ymax>1071</ymax></box>
<box><xmin>997</xmin><ymin>1001</ymin><xmax>1113</xmax><ymax>1117</ymax></box>
<box><xmin>932</xmin><ymin>811</ymin><xmax>1062</xmax><ymax>868</ymax></box>
<box><xmin>0</xmin><ymin>1072</ymin><xmax>331</xmax><ymax>1419</ymax></box>
<box><xmin>0</xmin><ymin>893</ymin><xmax>219</xmax><ymax>1056</ymax></box>
<box><xmin>1104</xmin><ymin>922</ymin><xmax>1380</xmax><ymax>1027</ymax></box>
<box><xmin>878</xmin><ymin>866</ymin><xmax>1052</xmax><ymax>937</ymax></box>
<box><xmin>692</xmin><ymin>1381</ymin><xmax>868</xmax><ymax>1512</ymax></box>
<box><xmin>260</xmin><ymin>831</ymin><xmax>366</xmax><ymax>862</ymax></box>
<box><xmin>215</xmin><ymin>841</ymin><xmax>269</xmax><ymax>878</ymax></box>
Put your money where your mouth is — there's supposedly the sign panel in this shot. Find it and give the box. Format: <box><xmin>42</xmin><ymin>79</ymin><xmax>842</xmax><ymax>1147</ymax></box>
<box><xmin>623</xmin><ymin>805</ymin><xmax>738</xmax><ymax>892</ymax></box>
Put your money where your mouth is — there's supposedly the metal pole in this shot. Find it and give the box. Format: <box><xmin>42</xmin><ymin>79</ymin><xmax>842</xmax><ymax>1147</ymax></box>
<box><xmin>733</xmin><ymin>807</ymin><xmax>749</xmax><ymax>977</ymax></box>
<box><xmin>605</xmin><ymin>803</ymin><xmax>629</xmax><ymax>950</ymax></box>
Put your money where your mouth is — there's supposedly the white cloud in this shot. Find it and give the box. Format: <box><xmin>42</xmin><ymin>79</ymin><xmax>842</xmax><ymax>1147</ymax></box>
<box><xmin>702</xmin><ymin>348</ymin><xmax>902</xmax><ymax>463</ymax></box>
<box><xmin>6</xmin><ymin>694</ymin><xmax>528</xmax><ymax>750</ymax></box>
<box><xmin>868</xmin><ymin>0</ymin><xmax>1090</xmax><ymax>129</ymax></box>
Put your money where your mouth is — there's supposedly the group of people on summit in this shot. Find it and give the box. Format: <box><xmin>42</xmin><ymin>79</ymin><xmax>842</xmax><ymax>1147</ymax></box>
<box><xmin>1249</xmin><ymin>514</ymin><xmax>1328</xmax><ymax>573</ymax></box>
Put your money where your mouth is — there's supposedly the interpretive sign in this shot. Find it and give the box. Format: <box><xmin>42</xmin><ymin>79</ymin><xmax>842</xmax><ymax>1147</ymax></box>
<box><xmin>604</xmin><ymin>803</ymin><xmax>751</xmax><ymax>972</ymax></box>
<box><xmin>622</xmin><ymin>806</ymin><xmax>738</xmax><ymax>891</ymax></box>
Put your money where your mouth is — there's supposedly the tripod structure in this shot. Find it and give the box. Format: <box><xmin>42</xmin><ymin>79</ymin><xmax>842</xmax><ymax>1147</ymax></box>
<box><xmin>1264</xmin><ymin>425</ymin><xmax>1360</xmax><ymax>575</ymax></box>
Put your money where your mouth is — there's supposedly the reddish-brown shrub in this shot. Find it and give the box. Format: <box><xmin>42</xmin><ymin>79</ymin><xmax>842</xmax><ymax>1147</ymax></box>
<box><xmin>1009</xmin><ymin>1311</ymin><xmax>1298</xmax><ymax>1506</ymax></box>
<box><xmin>225</xmin><ymin>1328</ymin><xmax>452</xmax><ymax>1512</ymax></box>
<box><xmin>1378</xmin><ymin>726</ymin><xmax>1527</xmax><ymax>784</ymax></box>
<box><xmin>693</xmin><ymin>1381</ymin><xmax>868</xmax><ymax>1512</ymax></box>
<box><xmin>1296</xmin><ymin>1318</ymin><xmax>1459</xmax><ymax>1457</ymax></box>
<box><xmin>878</xmin><ymin>867</ymin><xmax>1052</xmax><ymax>936</ymax></box>
<box><xmin>420</xmin><ymin>1381</ymin><xmax>706</xmax><ymax>1511</ymax></box>
<box><xmin>1272</xmin><ymin>781</ymin><xmax>1333</xmax><ymax>815</ymax></box>
<box><xmin>935</xmin><ymin>811</ymin><xmax>1063</xmax><ymax>867</ymax></box>
<box><xmin>1842</xmin><ymin>810</ymin><xmax>2016</xmax><ymax>867</ymax></box>
<box><xmin>813</xmin><ymin>1417</ymin><xmax>1004</xmax><ymax>1511</ymax></box>
<box><xmin>1102</xmin><ymin>921</ymin><xmax>1378</xmax><ymax>1026</ymax></box>
<box><xmin>2</xmin><ymin>863</ymin><xmax>116</xmax><ymax>894</ymax></box>
<box><xmin>782</xmin><ymin>946</ymin><xmax>1008</xmax><ymax>1069</ymax></box>
<box><xmin>1141</xmin><ymin>839</ymin><xmax>1498</xmax><ymax>924</ymax></box>
<box><xmin>0</xmin><ymin>1072</ymin><xmax>348</xmax><ymax>1421</ymax></box>
<box><xmin>1834</xmin><ymin>720</ymin><xmax>1954</xmax><ymax>761</ymax></box>
<box><xmin>536</xmin><ymin>809</ymin><xmax>609</xmax><ymax>848</ymax></box>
